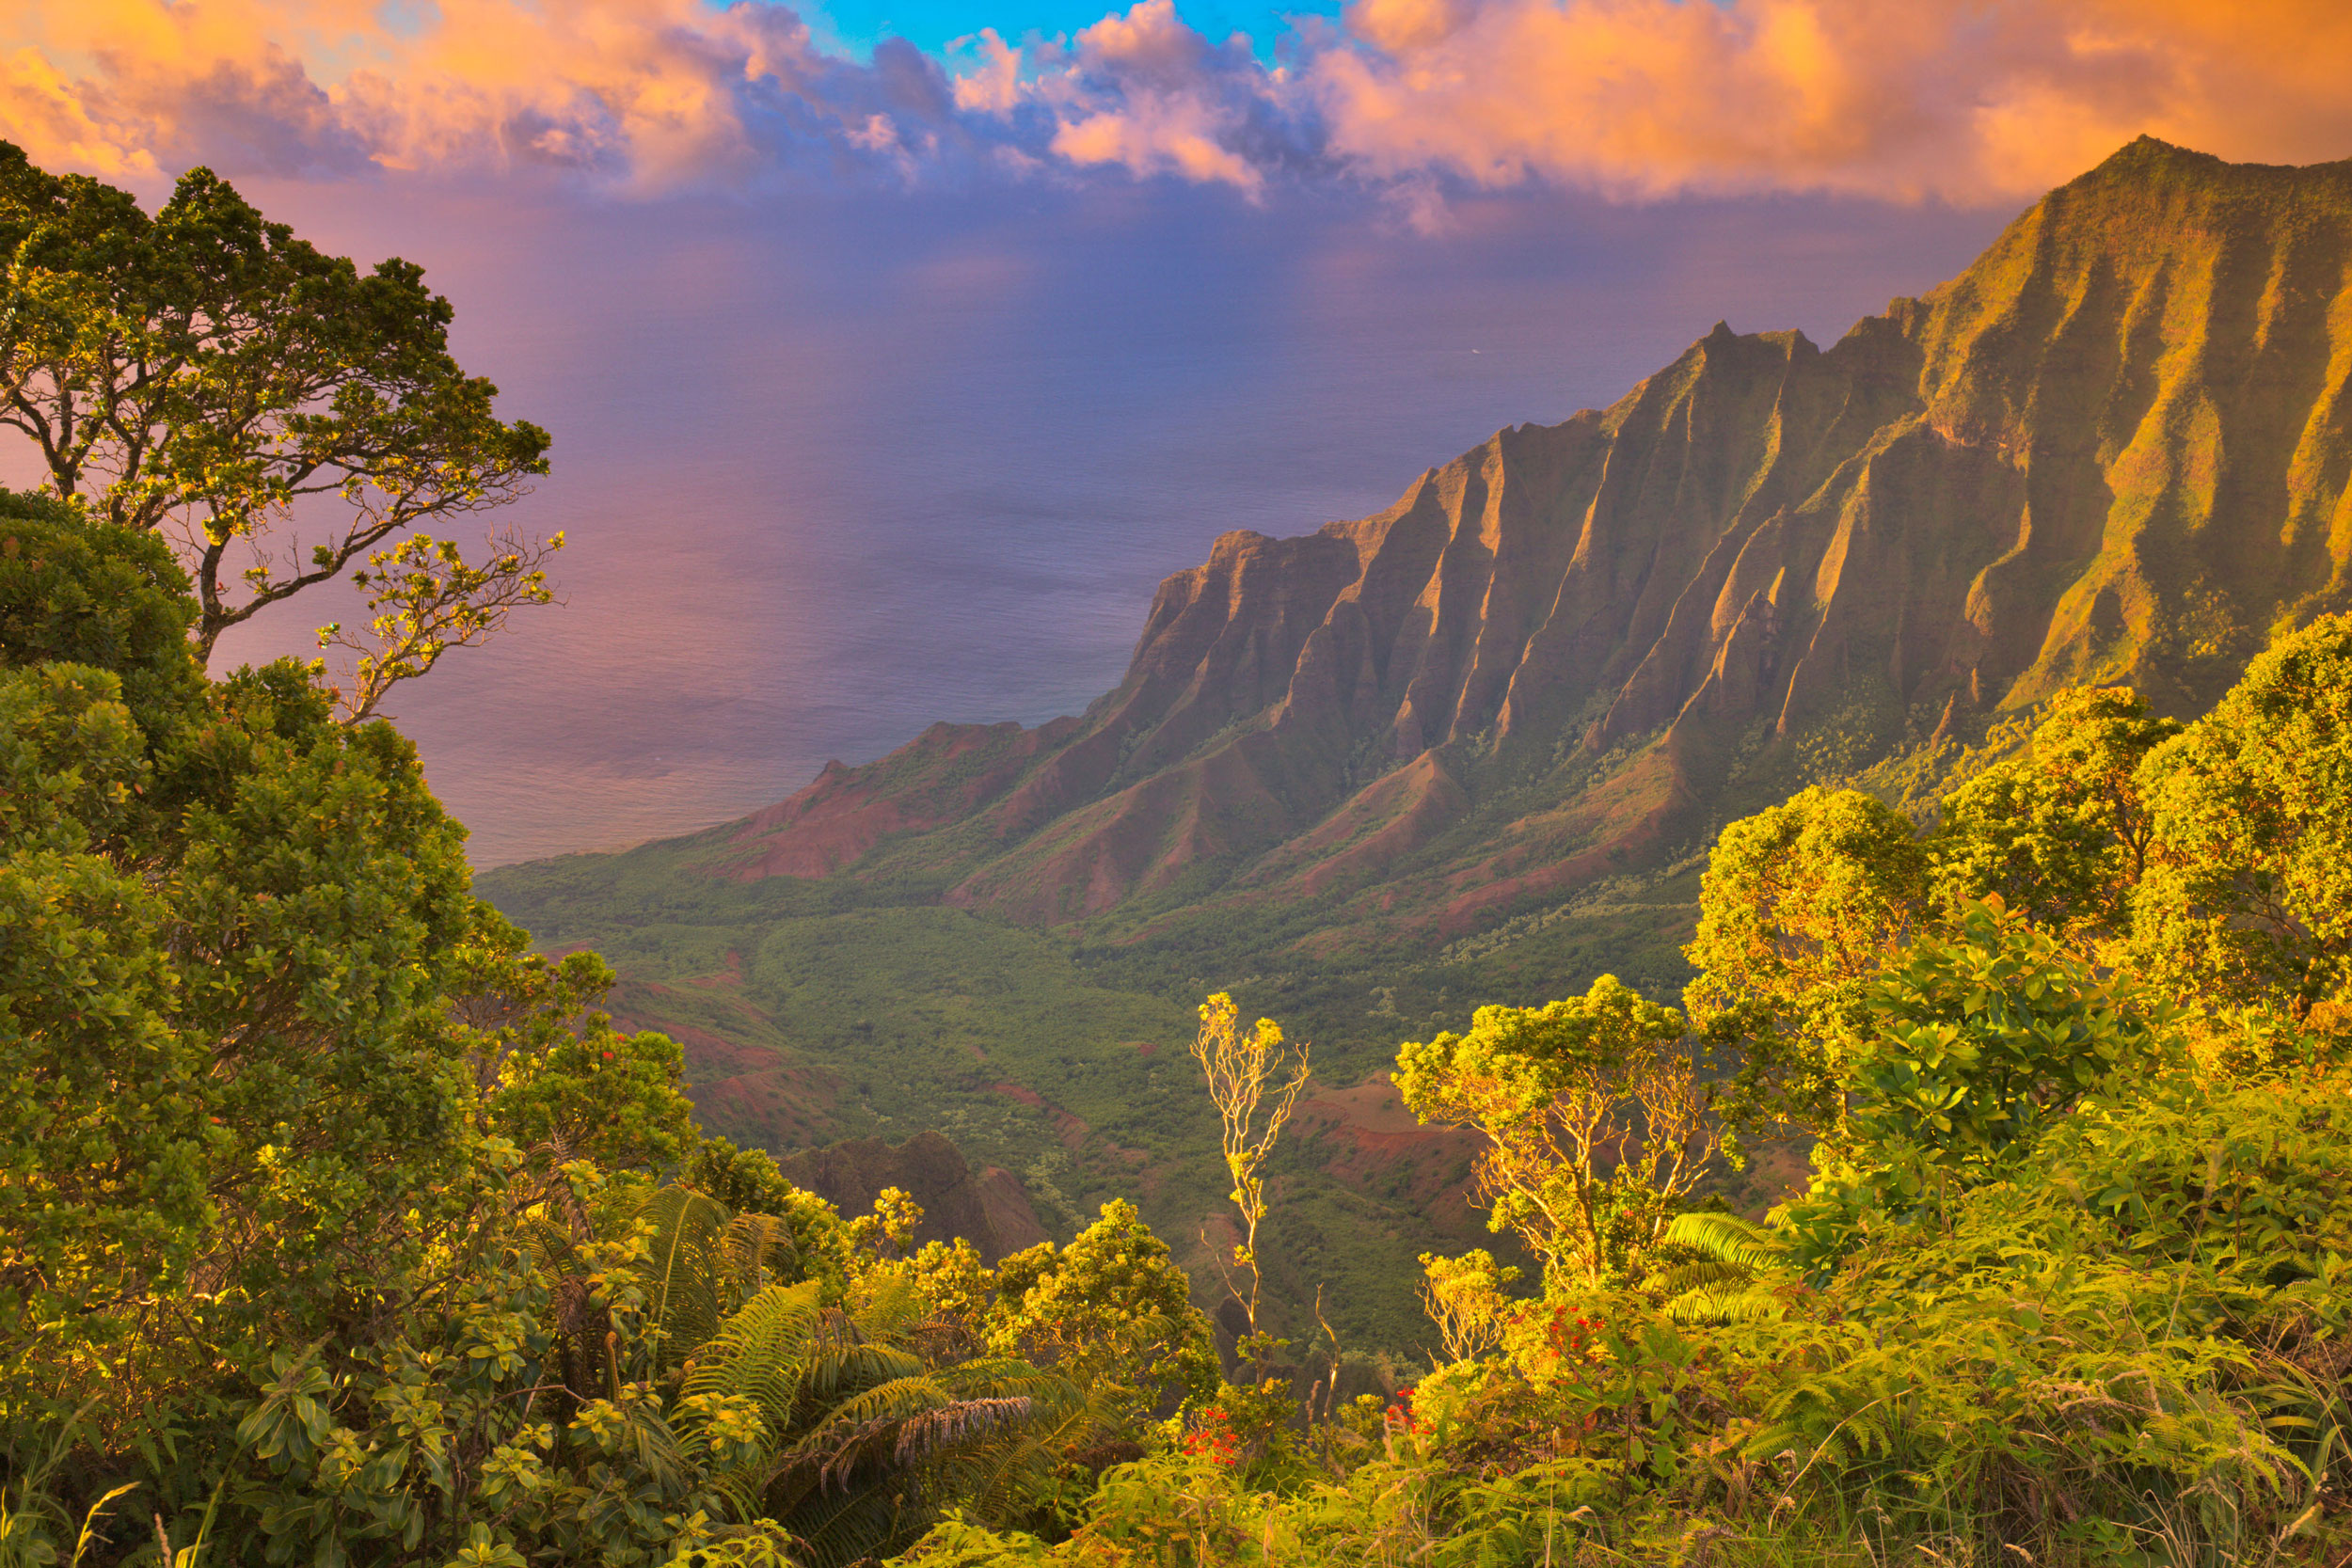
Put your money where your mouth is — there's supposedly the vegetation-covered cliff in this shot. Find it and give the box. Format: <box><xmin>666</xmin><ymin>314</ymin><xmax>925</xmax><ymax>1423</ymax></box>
<box><xmin>484</xmin><ymin>138</ymin><xmax>2352</xmax><ymax>1347</ymax></box>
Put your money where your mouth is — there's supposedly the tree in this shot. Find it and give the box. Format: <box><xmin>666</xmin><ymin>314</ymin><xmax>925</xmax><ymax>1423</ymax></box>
<box><xmin>687</xmin><ymin>1134</ymin><xmax>861</xmax><ymax>1302</ymax></box>
<box><xmin>981</xmin><ymin>1201</ymin><xmax>1219</xmax><ymax>1421</ymax></box>
<box><xmin>318</xmin><ymin>529</ymin><xmax>561</xmax><ymax>723</ymax></box>
<box><xmin>2131</xmin><ymin>613</ymin><xmax>2352</xmax><ymax>1014</ymax></box>
<box><xmin>1190</xmin><ymin>993</ymin><xmax>1311</xmax><ymax>1338</ymax></box>
<box><xmin>446</xmin><ymin>907</ymin><xmax>700</xmax><ymax>1173</ymax></box>
<box><xmin>1395</xmin><ymin>976</ymin><xmax>1708</xmax><ymax>1287</ymax></box>
<box><xmin>1783</xmin><ymin>900</ymin><xmax>2179</xmax><ymax>1267</ymax></box>
<box><xmin>1416</xmin><ymin>1249</ymin><xmax>1521</xmax><ymax>1362</ymax></box>
<box><xmin>1682</xmin><ymin>786</ymin><xmax>1929</xmax><ymax>1142</ymax></box>
<box><xmin>0</xmin><ymin>490</ymin><xmax>1050</xmax><ymax>1560</ymax></box>
<box><xmin>0</xmin><ymin>497</ymin><xmax>710</xmax><ymax>1563</ymax></box>
<box><xmin>0</xmin><ymin>143</ymin><xmax>554</xmax><ymax>711</ymax></box>
<box><xmin>3</xmin><ymin>500</ymin><xmax>485</xmax><ymax>1396</ymax></box>
<box><xmin>1931</xmin><ymin>686</ymin><xmax>2179</xmax><ymax>939</ymax></box>
<box><xmin>215</xmin><ymin>1168</ymin><xmax>1073</xmax><ymax>1568</ymax></box>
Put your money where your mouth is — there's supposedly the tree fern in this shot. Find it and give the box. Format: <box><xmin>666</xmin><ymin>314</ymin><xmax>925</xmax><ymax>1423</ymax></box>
<box><xmin>777</xmin><ymin>1477</ymin><xmax>914</xmax><ymax>1568</ymax></box>
<box><xmin>799</xmin><ymin>1317</ymin><xmax>927</xmax><ymax>1403</ymax></box>
<box><xmin>1661</xmin><ymin>1211</ymin><xmax>1794</xmax><ymax>1323</ymax></box>
<box><xmin>1665</xmin><ymin>1277</ymin><xmax>1791</xmax><ymax>1323</ymax></box>
<box><xmin>622</xmin><ymin>1183</ymin><xmax>1096</xmax><ymax>1564</ymax></box>
<box><xmin>723</xmin><ymin>1211</ymin><xmax>799</xmax><ymax>1292</ymax></box>
<box><xmin>679</xmin><ymin>1279</ymin><xmax>826</xmax><ymax>1436</ymax></box>
<box><xmin>642</xmin><ymin>1184</ymin><xmax>735</xmax><ymax>1369</ymax></box>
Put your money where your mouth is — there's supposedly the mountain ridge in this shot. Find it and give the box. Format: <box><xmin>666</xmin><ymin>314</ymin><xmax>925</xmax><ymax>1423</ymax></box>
<box><xmin>660</xmin><ymin>136</ymin><xmax>2352</xmax><ymax>947</ymax></box>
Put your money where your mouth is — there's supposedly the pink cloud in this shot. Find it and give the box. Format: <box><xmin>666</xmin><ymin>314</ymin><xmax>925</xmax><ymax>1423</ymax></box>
<box><xmin>0</xmin><ymin>0</ymin><xmax>957</xmax><ymax>190</ymax></box>
<box><xmin>1037</xmin><ymin>0</ymin><xmax>1277</xmax><ymax>193</ymax></box>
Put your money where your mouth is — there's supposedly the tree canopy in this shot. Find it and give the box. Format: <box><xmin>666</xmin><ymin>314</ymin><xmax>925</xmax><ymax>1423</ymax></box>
<box><xmin>0</xmin><ymin>142</ymin><xmax>555</xmax><ymax>718</ymax></box>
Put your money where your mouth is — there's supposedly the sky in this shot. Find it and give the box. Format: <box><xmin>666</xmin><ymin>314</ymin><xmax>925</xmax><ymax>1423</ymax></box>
<box><xmin>7</xmin><ymin>1</ymin><xmax>2352</xmax><ymax>864</ymax></box>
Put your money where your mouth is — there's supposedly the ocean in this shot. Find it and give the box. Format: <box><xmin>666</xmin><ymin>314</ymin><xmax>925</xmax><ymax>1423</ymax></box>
<box><xmin>187</xmin><ymin>175</ymin><xmax>2009</xmax><ymax>866</ymax></box>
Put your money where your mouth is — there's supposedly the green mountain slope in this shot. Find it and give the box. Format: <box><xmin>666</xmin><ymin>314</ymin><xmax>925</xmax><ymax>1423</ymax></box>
<box><xmin>482</xmin><ymin>138</ymin><xmax>2352</xmax><ymax>1350</ymax></box>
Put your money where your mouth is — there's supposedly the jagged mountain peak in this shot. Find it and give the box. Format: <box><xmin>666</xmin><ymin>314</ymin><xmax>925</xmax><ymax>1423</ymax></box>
<box><xmin>660</xmin><ymin>139</ymin><xmax>2352</xmax><ymax>944</ymax></box>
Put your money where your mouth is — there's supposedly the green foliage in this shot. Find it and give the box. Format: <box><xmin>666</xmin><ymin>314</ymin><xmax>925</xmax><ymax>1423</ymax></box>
<box><xmin>0</xmin><ymin>488</ymin><xmax>204</xmax><ymax>728</ymax></box>
<box><xmin>1396</xmin><ymin>976</ymin><xmax>1707</xmax><ymax>1284</ymax></box>
<box><xmin>0</xmin><ymin>140</ymin><xmax>554</xmax><ymax>694</ymax></box>
<box><xmin>0</xmin><ymin>490</ymin><xmax>886</xmax><ymax>1567</ymax></box>
<box><xmin>1416</xmin><ymin>1249</ymin><xmax>1520</xmax><ymax>1360</ymax></box>
<box><xmin>909</xmin><ymin>1201</ymin><xmax>1218</xmax><ymax>1431</ymax></box>
<box><xmin>1682</xmin><ymin>786</ymin><xmax>1930</xmax><ymax>1143</ymax></box>
<box><xmin>321</xmin><ymin>529</ymin><xmax>561</xmax><ymax>723</ymax></box>
<box><xmin>686</xmin><ymin>1138</ymin><xmax>859</xmax><ymax>1300</ymax></box>
<box><xmin>1930</xmin><ymin>685</ymin><xmax>2180</xmax><ymax>935</ymax></box>
<box><xmin>1657</xmin><ymin>1212</ymin><xmax>1788</xmax><ymax>1324</ymax></box>
<box><xmin>1850</xmin><ymin>906</ymin><xmax>2174</xmax><ymax>1160</ymax></box>
<box><xmin>1785</xmin><ymin>901</ymin><xmax>2182</xmax><ymax>1264</ymax></box>
<box><xmin>2</xmin><ymin>525</ymin><xmax>496</xmax><ymax>1437</ymax></box>
<box><xmin>453</xmin><ymin>909</ymin><xmax>700</xmax><ymax>1172</ymax></box>
<box><xmin>2132</xmin><ymin>614</ymin><xmax>2352</xmax><ymax>1013</ymax></box>
<box><xmin>899</xmin><ymin>1050</ymin><xmax>2352</xmax><ymax>1566</ymax></box>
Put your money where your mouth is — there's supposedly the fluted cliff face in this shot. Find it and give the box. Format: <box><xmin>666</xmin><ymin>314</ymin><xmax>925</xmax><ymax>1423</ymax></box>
<box><xmin>715</xmin><ymin>138</ymin><xmax>2352</xmax><ymax>942</ymax></box>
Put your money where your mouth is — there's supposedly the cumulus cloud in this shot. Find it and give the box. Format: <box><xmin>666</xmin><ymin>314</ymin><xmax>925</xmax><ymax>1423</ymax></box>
<box><xmin>3</xmin><ymin>0</ymin><xmax>2350</xmax><ymax>204</ymax></box>
<box><xmin>948</xmin><ymin>29</ymin><xmax>1025</xmax><ymax>115</ymax></box>
<box><xmin>1029</xmin><ymin>0</ymin><xmax>1303</xmax><ymax>194</ymax></box>
<box><xmin>0</xmin><ymin>0</ymin><xmax>977</xmax><ymax>189</ymax></box>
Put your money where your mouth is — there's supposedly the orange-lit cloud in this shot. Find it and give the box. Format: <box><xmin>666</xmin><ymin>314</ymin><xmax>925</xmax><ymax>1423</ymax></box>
<box><xmin>0</xmin><ymin>0</ymin><xmax>955</xmax><ymax>189</ymax></box>
<box><xmin>1306</xmin><ymin>0</ymin><xmax>2352</xmax><ymax>203</ymax></box>
<box><xmin>4</xmin><ymin>0</ymin><xmax>2350</xmax><ymax>203</ymax></box>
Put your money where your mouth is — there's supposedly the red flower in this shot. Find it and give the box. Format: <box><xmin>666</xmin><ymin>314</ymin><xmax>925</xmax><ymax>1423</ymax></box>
<box><xmin>1182</xmin><ymin>1421</ymin><xmax>1241</xmax><ymax>1467</ymax></box>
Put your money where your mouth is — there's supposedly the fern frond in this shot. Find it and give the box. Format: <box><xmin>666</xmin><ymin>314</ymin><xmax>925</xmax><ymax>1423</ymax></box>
<box><xmin>782</xmin><ymin>1480</ymin><xmax>914</xmax><ymax>1568</ymax></box>
<box><xmin>639</xmin><ymin>1184</ymin><xmax>735</xmax><ymax>1368</ymax></box>
<box><xmin>1663</xmin><ymin>1211</ymin><xmax>1784</xmax><ymax>1269</ymax></box>
<box><xmin>936</xmin><ymin>1357</ymin><xmax>1088</xmax><ymax>1407</ymax></box>
<box><xmin>1658</xmin><ymin>1259</ymin><xmax>1749</xmax><ymax>1293</ymax></box>
<box><xmin>887</xmin><ymin>1397</ymin><xmax>1038</xmax><ymax>1466</ymax></box>
<box><xmin>800</xmin><ymin>1328</ymin><xmax>926</xmax><ymax>1402</ymax></box>
<box><xmin>683</xmin><ymin>1280</ymin><xmax>825</xmax><ymax>1432</ymax></box>
<box><xmin>513</xmin><ymin>1211</ymin><xmax>580</xmax><ymax>1273</ymax></box>
<box><xmin>808</xmin><ymin>1395</ymin><xmax>1041</xmax><ymax>1493</ymax></box>
<box><xmin>798</xmin><ymin>1373</ymin><xmax>960</xmax><ymax>1444</ymax></box>
<box><xmin>1665</xmin><ymin>1280</ymin><xmax>1789</xmax><ymax>1323</ymax></box>
<box><xmin>722</xmin><ymin>1211</ymin><xmax>799</xmax><ymax>1294</ymax></box>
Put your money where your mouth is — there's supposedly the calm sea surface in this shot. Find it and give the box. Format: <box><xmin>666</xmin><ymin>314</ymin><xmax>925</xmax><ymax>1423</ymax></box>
<box><xmin>186</xmin><ymin>178</ymin><xmax>2009</xmax><ymax>865</ymax></box>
